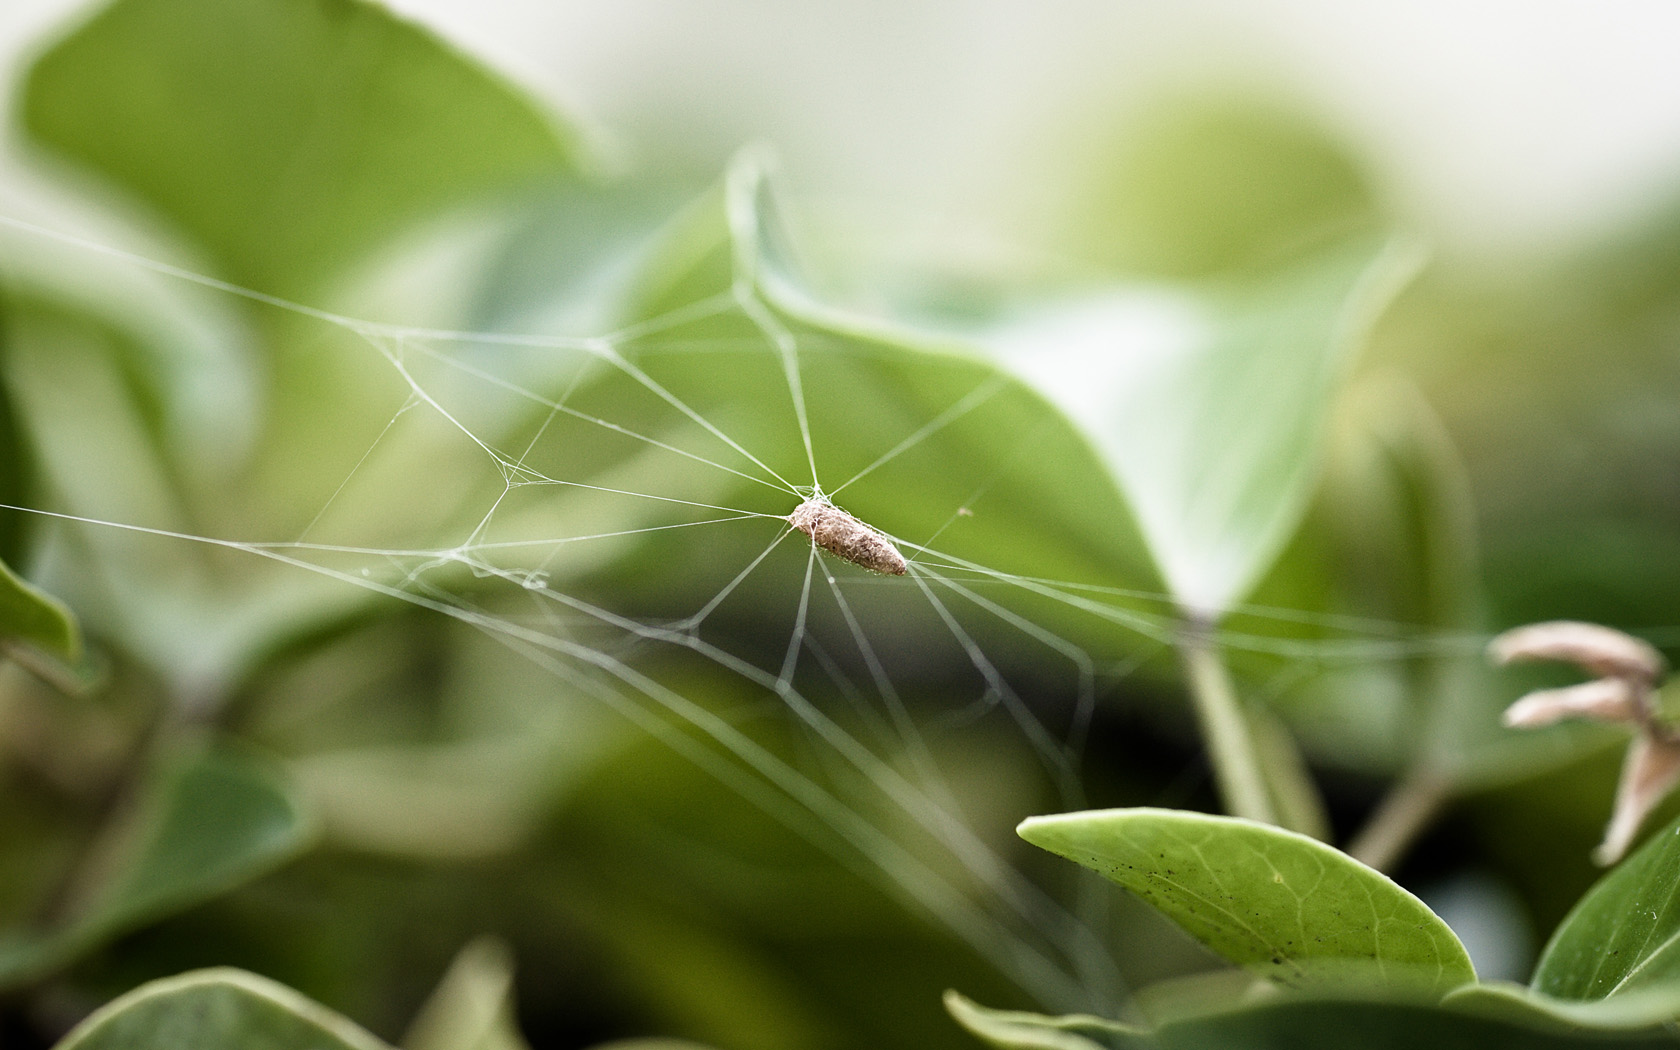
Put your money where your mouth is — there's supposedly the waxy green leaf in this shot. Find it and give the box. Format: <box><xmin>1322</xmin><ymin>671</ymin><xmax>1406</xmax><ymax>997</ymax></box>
<box><xmin>1532</xmin><ymin>812</ymin><xmax>1680</xmax><ymax>1000</ymax></box>
<box><xmin>1018</xmin><ymin>808</ymin><xmax>1475</xmax><ymax>994</ymax></box>
<box><xmin>52</xmin><ymin>968</ymin><xmax>390</xmax><ymax>1050</ymax></box>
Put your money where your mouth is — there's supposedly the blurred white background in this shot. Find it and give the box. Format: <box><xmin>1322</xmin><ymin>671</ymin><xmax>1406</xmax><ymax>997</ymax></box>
<box><xmin>6</xmin><ymin>0</ymin><xmax>1680</xmax><ymax>258</ymax></box>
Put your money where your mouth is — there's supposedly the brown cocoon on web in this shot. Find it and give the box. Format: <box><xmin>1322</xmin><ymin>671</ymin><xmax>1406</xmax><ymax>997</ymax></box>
<box><xmin>787</xmin><ymin>497</ymin><xmax>906</xmax><ymax>576</ymax></box>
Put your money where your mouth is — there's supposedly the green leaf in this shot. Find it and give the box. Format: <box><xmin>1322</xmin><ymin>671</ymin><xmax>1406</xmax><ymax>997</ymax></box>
<box><xmin>982</xmin><ymin>237</ymin><xmax>1424</xmax><ymax>621</ymax></box>
<box><xmin>1052</xmin><ymin>98</ymin><xmax>1380</xmax><ymax>280</ymax></box>
<box><xmin>1017</xmin><ymin>808</ymin><xmax>1475</xmax><ymax>994</ymax></box>
<box><xmin>403</xmin><ymin>937</ymin><xmax>531</xmax><ymax>1050</ymax></box>
<box><xmin>943</xmin><ymin>991</ymin><xmax>1148</xmax><ymax>1050</ymax></box>
<box><xmin>1445</xmin><ymin>981</ymin><xmax>1680</xmax><ymax>1033</ymax></box>
<box><xmin>1148</xmin><ymin>994</ymin><xmax>1680</xmax><ymax>1049</ymax></box>
<box><xmin>0</xmin><ymin>296</ymin><xmax>367</xmax><ymax>697</ymax></box>
<box><xmin>459</xmin><ymin>151</ymin><xmax>1168</xmax><ymax>654</ymax></box>
<box><xmin>1531</xmin><ymin>811</ymin><xmax>1680</xmax><ymax>1000</ymax></box>
<box><xmin>0</xmin><ymin>745</ymin><xmax>312</xmax><ymax>987</ymax></box>
<box><xmin>950</xmin><ymin>986</ymin><xmax>1680</xmax><ymax>1050</ymax></box>
<box><xmin>51</xmin><ymin>968</ymin><xmax>391</xmax><ymax>1050</ymax></box>
<box><xmin>0</xmin><ymin>553</ymin><xmax>81</xmax><ymax>664</ymax></box>
<box><xmin>21</xmin><ymin>0</ymin><xmax>588</xmax><ymax>296</ymax></box>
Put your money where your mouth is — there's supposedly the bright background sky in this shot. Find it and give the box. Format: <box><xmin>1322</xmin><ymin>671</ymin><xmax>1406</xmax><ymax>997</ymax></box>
<box><xmin>6</xmin><ymin>0</ymin><xmax>1680</xmax><ymax>259</ymax></box>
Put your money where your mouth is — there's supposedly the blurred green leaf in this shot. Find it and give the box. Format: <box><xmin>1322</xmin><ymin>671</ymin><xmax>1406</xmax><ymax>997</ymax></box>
<box><xmin>1232</xmin><ymin>374</ymin><xmax>1491</xmax><ymax>776</ymax></box>
<box><xmin>943</xmin><ymin>990</ymin><xmax>1147</xmax><ymax>1050</ymax></box>
<box><xmin>460</xmin><ymin>151</ymin><xmax>1168</xmax><ymax>659</ymax></box>
<box><xmin>917</xmin><ymin>229</ymin><xmax>1423</xmax><ymax>835</ymax></box>
<box><xmin>513</xmin><ymin>654</ymin><xmax>1061</xmax><ymax>1050</ymax></box>
<box><xmin>1147</xmin><ymin>994</ymin><xmax>1680</xmax><ymax>1049</ymax></box>
<box><xmin>470</xmin><ymin>183</ymin><xmax>703</xmax><ymax>338</ymax></box>
<box><xmin>21</xmin><ymin>0</ymin><xmax>588</xmax><ymax>297</ymax></box>
<box><xmin>0</xmin><ymin>553</ymin><xmax>80</xmax><ymax>664</ymax></box>
<box><xmin>1323</xmin><ymin>375</ymin><xmax>1482</xmax><ymax>657</ymax></box>
<box><xmin>403</xmin><ymin>937</ymin><xmax>531</xmax><ymax>1050</ymax></box>
<box><xmin>582</xmin><ymin>152</ymin><xmax>1377</xmax><ymax>836</ymax></box>
<box><xmin>1126</xmin><ymin>969</ymin><xmax>1272</xmax><ymax>1028</ymax></box>
<box><xmin>7</xmin><ymin>0</ymin><xmax>621</xmax><ymax>700</ymax></box>
<box><xmin>1531</xmin><ymin>812</ymin><xmax>1680</xmax><ymax>1000</ymax></box>
<box><xmin>1055</xmin><ymin>100</ymin><xmax>1379</xmax><ymax>279</ymax></box>
<box><xmin>952</xmin><ymin>986</ymin><xmax>1680</xmax><ymax>1050</ymax></box>
<box><xmin>0</xmin><ymin>296</ymin><xmax>369</xmax><ymax>697</ymax></box>
<box><xmin>1017</xmin><ymin>808</ymin><xmax>1475</xmax><ymax>994</ymax></box>
<box><xmin>0</xmin><ymin>745</ymin><xmax>311</xmax><ymax>987</ymax></box>
<box><xmin>587</xmin><ymin>1043</ymin><xmax>722</xmax><ymax>1050</ymax></box>
<box><xmin>51</xmin><ymin>967</ymin><xmax>390</xmax><ymax>1050</ymax></box>
<box><xmin>241</xmin><ymin>606</ymin><xmax>630</xmax><ymax>862</ymax></box>
<box><xmin>0</xmin><ymin>296</ymin><xmax>38</xmax><ymax>564</ymax></box>
<box><xmin>1445</xmin><ymin>981</ymin><xmax>1680</xmax><ymax>1033</ymax></box>
<box><xmin>981</xmin><ymin>236</ymin><xmax>1423</xmax><ymax>621</ymax></box>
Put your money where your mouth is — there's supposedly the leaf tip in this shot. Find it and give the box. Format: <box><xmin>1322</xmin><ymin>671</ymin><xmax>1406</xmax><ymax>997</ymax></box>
<box><xmin>1015</xmin><ymin>813</ymin><xmax>1062</xmax><ymax>850</ymax></box>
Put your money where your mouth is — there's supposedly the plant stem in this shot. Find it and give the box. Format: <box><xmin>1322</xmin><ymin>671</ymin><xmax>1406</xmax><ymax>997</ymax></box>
<box><xmin>1346</xmin><ymin>765</ymin><xmax>1452</xmax><ymax>873</ymax></box>
<box><xmin>1178</xmin><ymin>623</ymin><xmax>1277</xmax><ymax>826</ymax></box>
<box><xmin>2</xmin><ymin>640</ymin><xmax>89</xmax><ymax>697</ymax></box>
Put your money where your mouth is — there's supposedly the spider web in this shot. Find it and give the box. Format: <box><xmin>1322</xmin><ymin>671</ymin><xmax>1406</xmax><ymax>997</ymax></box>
<box><xmin>0</xmin><ymin>211</ymin><xmax>1496</xmax><ymax>1015</ymax></box>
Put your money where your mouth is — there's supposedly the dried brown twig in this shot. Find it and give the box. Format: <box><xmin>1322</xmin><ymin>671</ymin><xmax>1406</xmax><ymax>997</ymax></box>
<box><xmin>1490</xmin><ymin>620</ymin><xmax>1674</xmax><ymax>865</ymax></box>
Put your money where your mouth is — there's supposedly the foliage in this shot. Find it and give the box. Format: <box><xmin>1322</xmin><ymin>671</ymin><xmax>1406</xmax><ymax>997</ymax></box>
<box><xmin>3</xmin><ymin>0</ymin><xmax>1680</xmax><ymax>1047</ymax></box>
<box><xmin>1017</xmin><ymin>809</ymin><xmax>1475</xmax><ymax>994</ymax></box>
